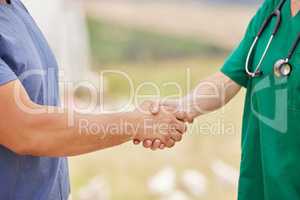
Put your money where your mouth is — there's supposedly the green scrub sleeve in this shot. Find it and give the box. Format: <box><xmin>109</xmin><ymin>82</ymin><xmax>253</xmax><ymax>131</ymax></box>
<box><xmin>220</xmin><ymin>0</ymin><xmax>273</xmax><ymax>88</ymax></box>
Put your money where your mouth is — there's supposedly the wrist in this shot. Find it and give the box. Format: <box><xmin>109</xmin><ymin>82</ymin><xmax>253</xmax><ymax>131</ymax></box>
<box><xmin>182</xmin><ymin>97</ymin><xmax>201</xmax><ymax>118</ymax></box>
<box><xmin>124</xmin><ymin>110</ymin><xmax>145</xmax><ymax>139</ymax></box>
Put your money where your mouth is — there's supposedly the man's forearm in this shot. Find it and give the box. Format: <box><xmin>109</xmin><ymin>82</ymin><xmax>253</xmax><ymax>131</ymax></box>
<box><xmin>0</xmin><ymin>81</ymin><xmax>138</xmax><ymax>157</ymax></box>
<box><xmin>1</xmin><ymin>81</ymin><xmax>186</xmax><ymax>155</ymax></box>
<box><xmin>14</xmin><ymin>107</ymin><xmax>138</xmax><ymax>157</ymax></box>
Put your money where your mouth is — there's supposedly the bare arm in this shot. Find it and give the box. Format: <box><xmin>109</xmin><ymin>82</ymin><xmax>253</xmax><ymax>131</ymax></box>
<box><xmin>135</xmin><ymin>72</ymin><xmax>241</xmax><ymax>149</ymax></box>
<box><xmin>178</xmin><ymin>71</ymin><xmax>241</xmax><ymax>120</ymax></box>
<box><xmin>0</xmin><ymin>80</ymin><xmax>186</xmax><ymax>157</ymax></box>
<box><xmin>150</xmin><ymin>72</ymin><xmax>241</xmax><ymax>122</ymax></box>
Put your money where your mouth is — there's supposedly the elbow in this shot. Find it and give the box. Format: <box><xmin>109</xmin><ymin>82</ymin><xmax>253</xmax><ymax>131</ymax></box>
<box><xmin>4</xmin><ymin>126</ymin><xmax>45</xmax><ymax>156</ymax></box>
<box><xmin>10</xmin><ymin>130</ymin><xmax>40</xmax><ymax>156</ymax></box>
<box><xmin>11</xmin><ymin>140</ymin><xmax>46</xmax><ymax>156</ymax></box>
<box><xmin>12</xmin><ymin>143</ymin><xmax>34</xmax><ymax>156</ymax></box>
<box><xmin>12</xmin><ymin>143</ymin><xmax>51</xmax><ymax>157</ymax></box>
<box><xmin>0</xmin><ymin>103</ymin><xmax>53</xmax><ymax>156</ymax></box>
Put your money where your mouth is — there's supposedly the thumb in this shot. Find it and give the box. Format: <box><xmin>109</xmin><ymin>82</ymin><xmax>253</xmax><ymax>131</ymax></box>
<box><xmin>176</xmin><ymin>111</ymin><xmax>194</xmax><ymax>123</ymax></box>
<box><xmin>175</xmin><ymin>111</ymin><xmax>190</xmax><ymax>122</ymax></box>
<box><xmin>186</xmin><ymin>115</ymin><xmax>194</xmax><ymax>124</ymax></box>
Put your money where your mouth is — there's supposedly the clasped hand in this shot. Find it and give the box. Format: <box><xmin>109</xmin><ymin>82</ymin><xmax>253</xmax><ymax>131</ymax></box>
<box><xmin>132</xmin><ymin>100</ymin><xmax>197</xmax><ymax>150</ymax></box>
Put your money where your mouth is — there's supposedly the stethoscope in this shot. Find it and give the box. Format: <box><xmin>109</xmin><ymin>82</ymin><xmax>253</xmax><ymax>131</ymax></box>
<box><xmin>245</xmin><ymin>0</ymin><xmax>300</xmax><ymax>78</ymax></box>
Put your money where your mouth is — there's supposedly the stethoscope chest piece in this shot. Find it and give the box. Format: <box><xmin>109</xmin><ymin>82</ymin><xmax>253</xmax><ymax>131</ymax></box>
<box><xmin>245</xmin><ymin>0</ymin><xmax>300</xmax><ymax>79</ymax></box>
<box><xmin>274</xmin><ymin>59</ymin><xmax>292</xmax><ymax>77</ymax></box>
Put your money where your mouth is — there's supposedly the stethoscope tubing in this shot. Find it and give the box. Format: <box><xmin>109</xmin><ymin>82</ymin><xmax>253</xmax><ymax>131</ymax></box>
<box><xmin>245</xmin><ymin>0</ymin><xmax>286</xmax><ymax>77</ymax></box>
<box><xmin>246</xmin><ymin>35</ymin><xmax>274</xmax><ymax>77</ymax></box>
<box><xmin>287</xmin><ymin>34</ymin><xmax>300</xmax><ymax>60</ymax></box>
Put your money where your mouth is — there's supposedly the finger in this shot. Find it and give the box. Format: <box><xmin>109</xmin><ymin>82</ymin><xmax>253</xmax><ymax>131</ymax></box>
<box><xmin>184</xmin><ymin>113</ymin><xmax>194</xmax><ymax>124</ymax></box>
<box><xmin>133</xmin><ymin>139</ymin><xmax>141</xmax><ymax>145</ymax></box>
<box><xmin>186</xmin><ymin>116</ymin><xmax>194</xmax><ymax>124</ymax></box>
<box><xmin>159</xmin><ymin>143</ymin><xmax>165</xmax><ymax>150</ymax></box>
<box><xmin>175</xmin><ymin>111</ymin><xmax>187</xmax><ymax>122</ymax></box>
<box><xmin>173</xmin><ymin>120</ymin><xmax>187</xmax><ymax>134</ymax></box>
<box><xmin>143</xmin><ymin>140</ymin><xmax>152</xmax><ymax>148</ymax></box>
<box><xmin>165</xmin><ymin>139</ymin><xmax>176</xmax><ymax>148</ymax></box>
<box><xmin>150</xmin><ymin>101</ymin><xmax>160</xmax><ymax>115</ymax></box>
<box><xmin>151</xmin><ymin>139</ymin><xmax>161</xmax><ymax>151</ymax></box>
<box><xmin>170</xmin><ymin>131</ymin><xmax>183</xmax><ymax>142</ymax></box>
<box><xmin>175</xmin><ymin>111</ymin><xmax>194</xmax><ymax>124</ymax></box>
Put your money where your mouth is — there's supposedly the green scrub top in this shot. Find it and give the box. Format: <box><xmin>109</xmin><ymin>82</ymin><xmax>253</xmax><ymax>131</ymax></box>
<box><xmin>221</xmin><ymin>0</ymin><xmax>300</xmax><ymax>199</ymax></box>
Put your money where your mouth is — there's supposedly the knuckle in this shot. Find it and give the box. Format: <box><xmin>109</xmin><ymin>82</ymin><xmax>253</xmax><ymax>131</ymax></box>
<box><xmin>166</xmin><ymin>129</ymin><xmax>174</xmax><ymax>136</ymax></box>
<box><xmin>169</xmin><ymin>143</ymin><xmax>175</xmax><ymax>148</ymax></box>
<box><xmin>178</xmin><ymin>135</ymin><xmax>182</xmax><ymax>141</ymax></box>
<box><xmin>180</xmin><ymin>123</ymin><xmax>186</xmax><ymax>130</ymax></box>
<box><xmin>177</xmin><ymin>111</ymin><xmax>185</xmax><ymax>117</ymax></box>
<box><xmin>166</xmin><ymin>143</ymin><xmax>171</xmax><ymax>148</ymax></box>
<box><xmin>174</xmin><ymin>131</ymin><xmax>181</xmax><ymax>136</ymax></box>
<box><xmin>154</xmin><ymin>140</ymin><xmax>161</xmax><ymax>146</ymax></box>
<box><xmin>143</xmin><ymin>141</ymin><xmax>150</xmax><ymax>148</ymax></box>
<box><xmin>175</xmin><ymin>135</ymin><xmax>182</xmax><ymax>141</ymax></box>
<box><xmin>165</xmin><ymin>133</ymin><xmax>172</xmax><ymax>141</ymax></box>
<box><xmin>175</xmin><ymin>119</ymin><xmax>183</xmax><ymax>125</ymax></box>
<box><xmin>166</xmin><ymin>140</ymin><xmax>175</xmax><ymax>148</ymax></box>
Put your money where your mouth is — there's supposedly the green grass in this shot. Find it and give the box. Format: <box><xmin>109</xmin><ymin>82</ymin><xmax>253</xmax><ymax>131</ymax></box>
<box><xmin>98</xmin><ymin>57</ymin><xmax>225</xmax><ymax>98</ymax></box>
<box><xmin>86</xmin><ymin>17</ymin><xmax>228</xmax><ymax>65</ymax></box>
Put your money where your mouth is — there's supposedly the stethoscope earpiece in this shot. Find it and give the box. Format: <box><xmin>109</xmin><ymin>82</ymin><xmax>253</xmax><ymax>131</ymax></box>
<box><xmin>274</xmin><ymin>59</ymin><xmax>292</xmax><ymax>77</ymax></box>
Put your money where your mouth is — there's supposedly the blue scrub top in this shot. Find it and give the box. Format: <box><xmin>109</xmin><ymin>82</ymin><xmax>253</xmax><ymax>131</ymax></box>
<box><xmin>0</xmin><ymin>0</ymin><xmax>70</xmax><ymax>199</ymax></box>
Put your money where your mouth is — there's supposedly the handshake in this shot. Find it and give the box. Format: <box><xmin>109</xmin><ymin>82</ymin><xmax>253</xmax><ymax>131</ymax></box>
<box><xmin>131</xmin><ymin>99</ymin><xmax>199</xmax><ymax>151</ymax></box>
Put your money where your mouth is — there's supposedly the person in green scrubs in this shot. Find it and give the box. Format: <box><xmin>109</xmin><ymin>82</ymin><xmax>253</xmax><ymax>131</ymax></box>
<box><xmin>135</xmin><ymin>0</ymin><xmax>300</xmax><ymax>199</ymax></box>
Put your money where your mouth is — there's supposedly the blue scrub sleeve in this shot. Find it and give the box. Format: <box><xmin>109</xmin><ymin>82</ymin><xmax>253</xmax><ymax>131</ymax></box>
<box><xmin>0</xmin><ymin>58</ymin><xmax>17</xmax><ymax>86</ymax></box>
<box><xmin>220</xmin><ymin>0</ymin><xmax>273</xmax><ymax>88</ymax></box>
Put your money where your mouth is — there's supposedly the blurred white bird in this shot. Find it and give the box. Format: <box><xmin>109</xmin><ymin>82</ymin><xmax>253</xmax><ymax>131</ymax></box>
<box><xmin>211</xmin><ymin>160</ymin><xmax>239</xmax><ymax>188</ymax></box>
<box><xmin>78</xmin><ymin>176</ymin><xmax>110</xmax><ymax>200</ymax></box>
<box><xmin>181</xmin><ymin>169</ymin><xmax>207</xmax><ymax>197</ymax></box>
<box><xmin>148</xmin><ymin>166</ymin><xmax>176</xmax><ymax>196</ymax></box>
<box><xmin>161</xmin><ymin>190</ymin><xmax>189</xmax><ymax>200</ymax></box>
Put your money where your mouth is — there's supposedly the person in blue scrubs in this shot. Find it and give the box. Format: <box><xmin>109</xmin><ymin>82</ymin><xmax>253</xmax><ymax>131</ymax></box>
<box><xmin>0</xmin><ymin>0</ymin><xmax>187</xmax><ymax>199</ymax></box>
